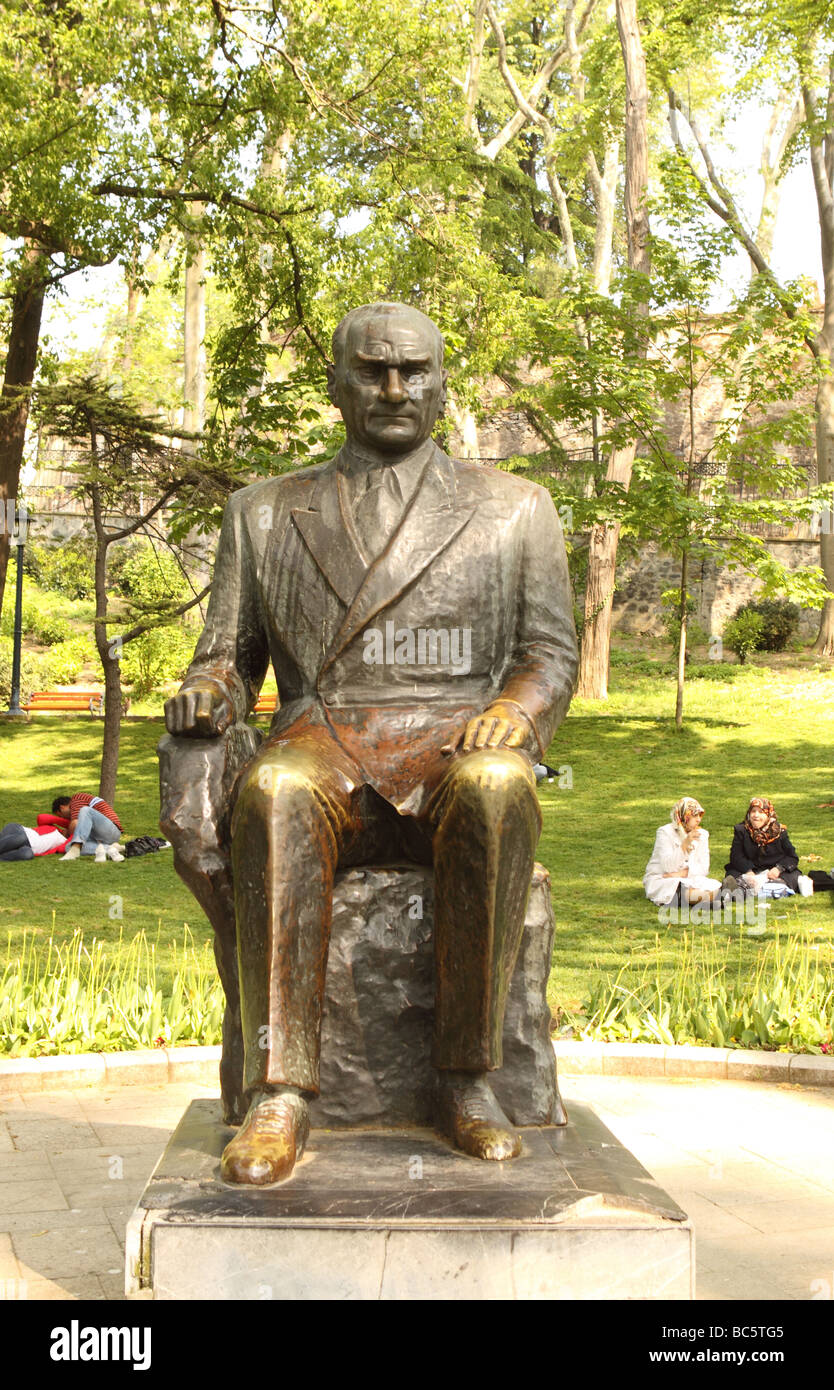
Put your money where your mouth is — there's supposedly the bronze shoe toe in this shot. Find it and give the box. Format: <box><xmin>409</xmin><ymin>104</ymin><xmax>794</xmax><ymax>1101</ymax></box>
<box><xmin>439</xmin><ymin>1074</ymin><xmax>522</xmax><ymax>1162</ymax></box>
<box><xmin>220</xmin><ymin>1094</ymin><xmax>310</xmax><ymax>1186</ymax></box>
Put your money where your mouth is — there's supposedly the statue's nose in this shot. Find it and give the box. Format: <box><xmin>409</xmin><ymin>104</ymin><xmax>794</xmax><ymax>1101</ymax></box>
<box><xmin>381</xmin><ymin>367</ymin><xmax>407</xmax><ymax>402</ymax></box>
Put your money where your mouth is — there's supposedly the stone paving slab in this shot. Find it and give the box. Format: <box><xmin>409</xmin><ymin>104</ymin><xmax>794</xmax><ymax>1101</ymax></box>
<box><xmin>0</xmin><ymin>1231</ymin><xmax>20</xmax><ymax>1280</ymax></box>
<box><xmin>20</xmin><ymin>1275</ymin><xmax>108</xmax><ymax>1301</ymax></box>
<box><xmin>0</xmin><ymin>1150</ymin><xmax>53</xmax><ymax>1182</ymax></box>
<box><xmin>12</xmin><ymin>1222</ymin><xmax>127</xmax><ymax>1281</ymax></box>
<box><xmin>0</xmin><ymin>1206</ymin><xmax>111</xmax><ymax>1234</ymax></box>
<box><xmin>0</xmin><ymin>1179</ymin><xmax>69</xmax><ymax>1215</ymax></box>
<box><xmin>4</xmin><ymin>1115</ymin><xmax>101</xmax><ymax>1152</ymax></box>
<box><xmin>2</xmin><ymin>1075</ymin><xmax>834</xmax><ymax>1301</ymax></box>
<box><xmin>560</xmin><ymin>1075</ymin><xmax>834</xmax><ymax>1302</ymax></box>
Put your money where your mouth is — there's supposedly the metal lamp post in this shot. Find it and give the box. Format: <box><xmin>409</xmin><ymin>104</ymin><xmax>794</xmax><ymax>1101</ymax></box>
<box><xmin>7</xmin><ymin>501</ymin><xmax>29</xmax><ymax>717</ymax></box>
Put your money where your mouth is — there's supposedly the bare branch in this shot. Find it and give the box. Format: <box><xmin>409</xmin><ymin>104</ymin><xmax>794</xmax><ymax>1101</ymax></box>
<box><xmin>667</xmin><ymin>87</ymin><xmax>817</xmax><ymax>354</ymax></box>
<box><xmin>826</xmin><ymin>53</ymin><xmax>834</xmax><ymax>193</ymax></box>
<box><xmin>92</xmin><ymin>181</ymin><xmax>313</xmax><ymax>227</ymax></box>
<box><xmin>104</xmin><ymin>486</ymin><xmax>181</xmax><ymax>542</ymax></box>
<box><xmin>463</xmin><ymin>0</ymin><xmax>489</xmax><ymax>135</ymax></box>
<box><xmin>803</xmin><ymin>81</ymin><xmax>834</xmax><ymax>238</ymax></box>
<box><xmin>282</xmin><ymin>229</ymin><xmax>330</xmax><ymax>363</ymax></box>
<box><xmin>478</xmin><ymin>0</ymin><xmax>584</xmax><ymax>159</ymax></box>
<box><xmin>119</xmin><ymin>583</ymin><xmax>212</xmax><ymax>646</ymax></box>
<box><xmin>544</xmin><ymin>161</ymin><xmax>579</xmax><ymax>269</ymax></box>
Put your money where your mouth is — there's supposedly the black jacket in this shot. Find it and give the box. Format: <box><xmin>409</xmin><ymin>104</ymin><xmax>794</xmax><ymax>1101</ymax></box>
<box><xmin>725</xmin><ymin>823</ymin><xmax>800</xmax><ymax>890</ymax></box>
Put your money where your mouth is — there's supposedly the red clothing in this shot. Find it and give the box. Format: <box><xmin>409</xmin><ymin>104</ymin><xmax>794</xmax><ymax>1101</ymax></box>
<box><xmin>68</xmin><ymin>793</ymin><xmax>123</xmax><ymax>833</ymax></box>
<box><xmin>29</xmin><ymin>822</ymin><xmax>69</xmax><ymax>855</ymax></box>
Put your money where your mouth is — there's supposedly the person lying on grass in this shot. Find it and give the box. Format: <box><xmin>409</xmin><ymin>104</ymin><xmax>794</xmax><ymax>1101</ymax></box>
<box><xmin>721</xmin><ymin>797</ymin><xmax>813</xmax><ymax>900</ymax></box>
<box><xmin>643</xmin><ymin>796</ymin><xmax>721</xmax><ymax>910</ymax></box>
<box><xmin>0</xmin><ymin>819</ymin><xmax>69</xmax><ymax>862</ymax></box>
<box><xmin>51</xmin><ymin>792</ymin><xmax>125</xmax><ymax>863</ymax></box>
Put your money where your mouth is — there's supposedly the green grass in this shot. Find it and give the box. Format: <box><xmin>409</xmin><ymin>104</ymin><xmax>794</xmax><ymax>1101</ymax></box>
<box><xmin>539</xmin><ymin>645</ymin><xmax>834</xmax><ymax>1018</ymax></box>
<box><xmin>0</xmin><ymin>718</ymin><xmax>207</xmax><ymax>985</ymax></box>
<box><xmin>1</xmin><ymin>647</ymin><xmax>833</xmax><ymax>1038</ymax></box>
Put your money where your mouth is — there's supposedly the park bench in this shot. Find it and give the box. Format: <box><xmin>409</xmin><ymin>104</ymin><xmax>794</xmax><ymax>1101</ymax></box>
<box><xmin>23</xmin><ymin>691</ymin><xmax>131</xmax><ymax>718</ymax></box>
<box><xmin>252</xmin><ymin>692</ymin><xmax>278</xmax><ymax>717</ymax></box>
<box><xmin>25</xmin><ymin>690</ymin><xmax>103</xmax><ymax>717</ymax></box>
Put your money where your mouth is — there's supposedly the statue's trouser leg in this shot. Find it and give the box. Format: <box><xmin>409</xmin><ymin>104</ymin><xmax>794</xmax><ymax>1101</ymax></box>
<box><xmin>231</xmin><ymin>733</ymin><xmax>361</xmax><ymax>1101</ymax></box>
<box><xmin>158</xmin><ymin>725</ymin><xmax>262</xmax><ymax>1124</ymax></box>
<box><xmin>425</xmin><ymin>748</ymin><xmax>541</xmax><ymax>1072</ymax></box>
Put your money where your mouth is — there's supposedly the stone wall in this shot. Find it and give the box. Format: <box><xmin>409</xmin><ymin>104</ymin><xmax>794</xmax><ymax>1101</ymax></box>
<box><xmin>612</xmin><ymin>538</ymin><xmax>821</xmax><ymax>641</ymax></box>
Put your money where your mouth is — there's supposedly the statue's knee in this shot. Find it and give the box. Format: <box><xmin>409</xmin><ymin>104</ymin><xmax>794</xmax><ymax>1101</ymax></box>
<box><xmin>450</xmin><ymin>747</ymin><xmax>536</xmax><ymax>795</ymax></box>
<box><xmin>233</xmin><ymin>750</ymin><xmax>318</xmax><ymax>825</ymax></box>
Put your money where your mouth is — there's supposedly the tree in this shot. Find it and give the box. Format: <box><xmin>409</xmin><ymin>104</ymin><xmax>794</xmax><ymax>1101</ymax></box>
<box><xmin>628</xmin><ymin>285</ymin><xmax>832</xmax><ymax>726</ymax></box>
<box><xmin>33</xmin><ymin>378</ymin><xmax>235</xmax><ymax>802</ymax></box>
<box><xmin>0</xmin><ymin>0</ymin><xmax>149</xmax><ymax>619</ymax></box>
<box><xmin>660</xmin><ymin>0</ymin><xmax>834</xmax><ymax>652</ymax></box>
<box><xmin>576</xmin><ymin>0</ymin><xmax>651</xmax><ymax>697</ymax></box>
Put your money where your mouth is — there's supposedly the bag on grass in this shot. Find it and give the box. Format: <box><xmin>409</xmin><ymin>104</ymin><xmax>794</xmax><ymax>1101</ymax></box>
<box><xmin>124</xmin><ymin>836</ymin><xmax>170</xmax><ymax>858</ymax></box>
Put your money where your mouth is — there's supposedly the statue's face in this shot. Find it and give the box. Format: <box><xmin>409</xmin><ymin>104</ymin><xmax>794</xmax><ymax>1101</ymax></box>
<box><xmin>328</xmin><ymin>311</ymin><xmax>446</xmax><ymax>455</ymax></box>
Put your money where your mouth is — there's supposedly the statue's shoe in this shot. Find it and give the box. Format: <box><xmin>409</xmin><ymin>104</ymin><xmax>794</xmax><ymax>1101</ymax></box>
<box><xmin>437</xmin><ymin>1073</ymin><xmax>522</xmax><ymax>1161</ymax></box>
<box><xmin>220</xmin><ymin>1093</ymin><xmax>309</xmax><ymax>1186</ymax></box>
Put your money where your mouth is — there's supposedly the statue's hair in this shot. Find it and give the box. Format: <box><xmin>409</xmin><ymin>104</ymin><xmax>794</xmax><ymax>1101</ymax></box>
<box><xmin>331</xmin><ymin>302</ymin><xmax>444</xmax><ymax>367</ymax></box>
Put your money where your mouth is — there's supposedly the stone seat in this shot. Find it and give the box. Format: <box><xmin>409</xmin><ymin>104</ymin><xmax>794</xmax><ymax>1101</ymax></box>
<box><xmin>310</xmin><ymin>861</ymin><xmax>564</xmax><ymax>1129</ymax></box>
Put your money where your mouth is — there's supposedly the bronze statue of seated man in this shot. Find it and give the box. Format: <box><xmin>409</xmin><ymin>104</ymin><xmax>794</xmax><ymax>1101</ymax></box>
<box><xmin>160</xmin><ymin>302</ymin><xmax>577</xmax><ymax>1185</ymax></box>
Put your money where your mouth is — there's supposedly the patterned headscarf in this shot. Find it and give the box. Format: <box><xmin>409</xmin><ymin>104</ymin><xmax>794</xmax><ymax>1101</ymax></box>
<box><xmin>670</xmin><ymin>797</ymin><xmax>705</xmax><ymax>834</ymax></box>
<box><xmin>745</xmin><ymin>797</ymin><xmax>783</xmax><ymax>847</ymax></box>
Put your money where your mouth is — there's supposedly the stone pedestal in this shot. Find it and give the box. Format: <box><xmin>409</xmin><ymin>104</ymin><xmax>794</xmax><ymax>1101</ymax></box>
<box><xmin>126</xmin><ymin>1100</ymin><xmax>693</xmax><ymax>1300</ymax></box>
<box><xmin>315</xmin><ymin>861</ymin><xmax>561</xmax><ymax>1127</ymax></box>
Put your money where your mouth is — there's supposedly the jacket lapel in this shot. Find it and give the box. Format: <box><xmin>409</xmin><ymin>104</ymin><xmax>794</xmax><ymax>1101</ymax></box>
<box><xmin>290</xmin><ymin>457</ymin><xmax>366</xmax><ymax>606</ymax></box>
<box><xmin>321</xmin><ymin>444</ymin><xmax>474</xmax><ymax>674</ymax></box>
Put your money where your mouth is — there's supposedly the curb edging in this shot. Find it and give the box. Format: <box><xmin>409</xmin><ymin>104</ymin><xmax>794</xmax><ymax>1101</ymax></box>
<box><xmin>0</xmin><ymin>1046</ymin><xmax>222</xmax><ymax>1096</ymax></box>
<box><xmin>0</xmin><ymin>1041</ymin><xmax>832</xmax><ymax>1095</ymax></box>
<box><xmin>552</xmin><ymin>1039</ymin><xmax>834</xmax><ymax>1086</ymax></box>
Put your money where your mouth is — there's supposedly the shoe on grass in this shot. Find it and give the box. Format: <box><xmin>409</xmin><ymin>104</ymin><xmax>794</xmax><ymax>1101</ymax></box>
<box><xmin>61</xmin><ymin>843</ymin><xmax>80</xmax><ymax>861</ymax></box>
<box><xmin>106</xmin><ymin>844</ymin><xmax>125</xmax><ymax>862</ymax></box>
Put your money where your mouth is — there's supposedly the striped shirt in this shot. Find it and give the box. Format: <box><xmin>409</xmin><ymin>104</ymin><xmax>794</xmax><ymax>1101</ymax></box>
<box><xmin>68</xmin><ymin>793</ymin><xmax>123</xmax><ymax>833</ymax></box>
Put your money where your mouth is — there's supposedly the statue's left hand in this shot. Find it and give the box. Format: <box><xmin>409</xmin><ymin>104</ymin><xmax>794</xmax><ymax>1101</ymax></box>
<box><xmin>164</xmin><ymin>679</ymin><xmax>235</xmax><ymax>738</ymax></box>
<box><xmin>442</xmin><ymin>699</ymin><xmax>535</xmax><ymax>755</ymax></box>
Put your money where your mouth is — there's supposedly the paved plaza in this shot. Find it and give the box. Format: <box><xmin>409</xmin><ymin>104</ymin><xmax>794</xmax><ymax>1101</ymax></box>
<box><xmin>0</xmin><ymin>1073</ymin><xmax>832</xmax><ymax>1300</ymax></box>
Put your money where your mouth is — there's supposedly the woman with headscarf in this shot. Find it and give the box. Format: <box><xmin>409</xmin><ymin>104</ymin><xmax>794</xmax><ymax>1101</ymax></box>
<box><xmin>643</xmin><ymin>797</ymin><xmax>721</xmax><ymax>908</ymax></box>
<box><xmin>721</xmin><ymin>797</ymin><xmax>813</xmax><ymax>898</ymax></box>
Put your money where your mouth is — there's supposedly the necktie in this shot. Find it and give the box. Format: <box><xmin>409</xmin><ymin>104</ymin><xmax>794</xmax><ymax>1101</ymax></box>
<box><xmin>354</xmin><ymin>468</ymin><xmax>403</xmax><ymax>560</ymax></box>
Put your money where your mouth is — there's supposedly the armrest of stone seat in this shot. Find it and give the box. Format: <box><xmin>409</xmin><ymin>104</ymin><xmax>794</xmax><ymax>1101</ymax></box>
<box><xmin>158</xmin><ymin>721</ymin><xmax>263</xmax><ymax>870</ymax></box>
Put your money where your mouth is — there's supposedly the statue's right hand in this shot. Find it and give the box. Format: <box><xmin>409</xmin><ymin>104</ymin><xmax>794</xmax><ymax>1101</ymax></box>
<box><xmin>164</xmin><ymin>682</ymin><xmax>234</xmax><ymax>738</ymax></box>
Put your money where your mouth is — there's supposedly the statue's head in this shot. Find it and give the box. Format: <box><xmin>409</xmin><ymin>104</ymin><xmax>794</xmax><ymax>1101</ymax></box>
<box><xmin>327</xmin><ymin>302</ymin><xmax>447</xmax><ymax>455</ymax></box>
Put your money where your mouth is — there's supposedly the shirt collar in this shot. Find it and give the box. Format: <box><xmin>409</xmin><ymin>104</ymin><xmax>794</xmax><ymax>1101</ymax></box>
<box><xmin>338</xmin><ymin>436</ymin><xmax>436</xmax><ymax>485</ymax></box>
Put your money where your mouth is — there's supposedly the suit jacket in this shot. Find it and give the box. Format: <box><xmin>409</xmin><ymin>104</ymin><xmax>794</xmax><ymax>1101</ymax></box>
<box><xmin>179</xmin><ymin>442</ymin><xmax>578</xmax><ymax>815</ymax></box>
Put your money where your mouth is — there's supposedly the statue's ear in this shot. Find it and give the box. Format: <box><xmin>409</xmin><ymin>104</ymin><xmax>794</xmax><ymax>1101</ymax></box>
<box><xmin>325</xmin><ymin>363</ymin><xmax>338</xmax><ymax>404</ymax></box>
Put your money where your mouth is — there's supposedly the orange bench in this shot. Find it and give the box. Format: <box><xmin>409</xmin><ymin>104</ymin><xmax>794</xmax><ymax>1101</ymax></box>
<box><xmin>25</xmin><ymin>690</ymin><xmax>103</xmax><ymax>717</ymax></box>
<box><xmin>252</xmin><ymin>693</ymin><xmax>278</xmax><ymax>717</ymax></box>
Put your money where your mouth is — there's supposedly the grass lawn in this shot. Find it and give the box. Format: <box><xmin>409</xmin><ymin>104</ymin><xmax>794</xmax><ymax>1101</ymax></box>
<box><xmin>540</xmin><ymin>645</ymin><xmax>834</xmax><ymax>1017</ymax></box>
<box><xmin>1</xmin><ymin>646</ymin><xmax>833</xmax><ymax>1025</ymax></box>
<box><xmin>0</xmin><ymin>717</ymin><xmax>206</xmax><ymax>982</ymax></box>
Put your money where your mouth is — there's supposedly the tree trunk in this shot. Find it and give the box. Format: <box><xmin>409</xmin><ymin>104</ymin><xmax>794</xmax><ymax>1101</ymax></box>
<box><xmin>98</xmin><ymin>643</ymin><xmax>123</xmax><ymax>806</ymax></box>
<box><xmin>448</xmin><ymin>398</ymin><xmax>480</xmax><ymax>458</ymax></box>
<box><xmin>0</xmin><ymin>244</ymin><xmax>48</xmax><ymax>622</ymax></box>
<box><xmin>804</xmin><ymin>69</ymin><xmax>834</xmax><ymax>654</ymax></box>
<box><xmin>675</xmin><ymin>550</ymin><xmax>688</xmax><ymax>729</ymax></box>
<box><xmin>813</xmin><ymin>360</ymin><xmax>834</xmax><ymax>654</ymax></box>
<box><xmin>577</xmin><ymin>0</ymin><xmax>650</xmax><ymax>698</ymax></box>
<box><xmin>575</xmin><ymin>444</ymin><xmax>636</xmax><ymax>699</ymax></box>
<box><xmin>754</xmin><ymin>92</ymin><xmax>803</xmax><ymax>272</ymax></box>
<box><xmin>183</xmin><ymin>213</ymin><xmax>207</xmax><ymax>443</ymax></box>
<box><xmin>90</xmin><ymin>475</ymin><xmax>122</xmax><ymax>804</ymax></box>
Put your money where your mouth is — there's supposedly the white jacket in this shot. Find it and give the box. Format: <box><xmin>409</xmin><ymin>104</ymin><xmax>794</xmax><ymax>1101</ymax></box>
<box><xmin>643</xmin><ymin>823</ymin><xmax>715</xmax><ymax>906</ymax></box>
